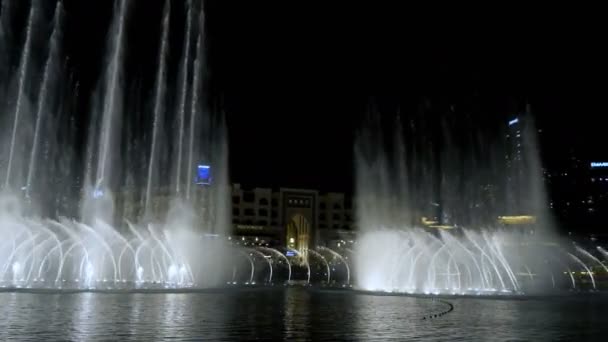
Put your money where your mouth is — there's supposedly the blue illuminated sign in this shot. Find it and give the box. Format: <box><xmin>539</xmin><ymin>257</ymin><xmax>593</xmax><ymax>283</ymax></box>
<box><xmin>591</xmin><ymin>162</ymin><xmax>608</xmax><ymax>168</ymax></box>
<box><xmin>195</xmin><ymin>165</ymin><xmax>211</xmax><ymax>185</ymax></box>
<box><xmin>508</xmin><ymin>118</ymin><xmax>519</xmax><ymax>126</ymax></box>
<box><xmin>286</xmin><ymin>251</ymin><xmax>296</xmax><ymax>257</ymax></box>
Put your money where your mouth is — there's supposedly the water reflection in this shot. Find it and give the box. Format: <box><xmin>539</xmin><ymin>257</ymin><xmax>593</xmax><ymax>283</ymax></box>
<box><xmin>284</xmin><ymin>288</ymin><xmax>311</xmax><ymax>340</ymax></box>
<box><xmin>0</xmin><ymin>290</ymin><xmax>606</xmax><ymax>340</ymax></box>
<box><xmin>71</xmin><ymin>293</ymin><xmax>94</xmax><ymax>340</ymax></box>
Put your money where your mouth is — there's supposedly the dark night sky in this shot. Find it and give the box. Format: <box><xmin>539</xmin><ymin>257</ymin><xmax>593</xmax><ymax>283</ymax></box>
<box><xmin>205</xmin><ymin>4</ymin><xmax>608</xmax><ymax>191</ymax></box>
<box><xmin>6</xmin><ymin>1</ymin><xmax>608</xmax><ymax>193</ymax></box>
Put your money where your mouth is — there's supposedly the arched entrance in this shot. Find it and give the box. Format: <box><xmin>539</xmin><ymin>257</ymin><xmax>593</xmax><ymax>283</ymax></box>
<box><xmin>286</xmin><ymin>214</ymin><xmax>310</xmax><ymax>259</ymax></box>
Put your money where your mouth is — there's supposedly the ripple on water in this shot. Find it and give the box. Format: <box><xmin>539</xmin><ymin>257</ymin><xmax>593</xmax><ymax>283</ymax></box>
<box><xmin>0</xmin><ymin>288</ymin><xmax>606</xmax><ymax>341</ymax></box>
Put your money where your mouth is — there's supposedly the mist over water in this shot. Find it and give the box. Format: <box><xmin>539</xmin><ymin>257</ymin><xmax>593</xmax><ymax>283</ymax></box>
<box><xmin>354</xmin><ymin>109</ymin><xmax>604</xmax><ymax>294</ymax></box>
<box><xmin>0</xmin><ymin>0</ymin><xmax>605</xmax><ymax>294</ymax></box>
<box><xmin>0</xmin><ymin>0</ymin><xmax>231</xmax><ymax>289</ymax></box>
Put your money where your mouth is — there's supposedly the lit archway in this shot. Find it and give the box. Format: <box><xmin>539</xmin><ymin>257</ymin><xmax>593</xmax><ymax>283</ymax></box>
<box><xmin>286</xmin><ymin>214</ymin><xmax>310</xmax><ymax>260</ymax></box>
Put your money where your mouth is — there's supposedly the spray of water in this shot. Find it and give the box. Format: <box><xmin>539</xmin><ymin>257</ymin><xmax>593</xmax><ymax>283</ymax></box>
<box><xmin>353</xmin><ymin>110</ymin><xmax>603</xmax><ymax>295</ymax></box>
<box><xmin>5</xmin><ymin>0</ymin><xmax>37</xmax><ymax>189</ymax></box>
<box><xmin>175</xmin><ymin>0</ymin><xmax>193</xmax><ymax>196</ymax></box>
<box><xmin>26</xmin><ymin>1</ymin><xmax>63</xmax><ymax>200</ymax></box>
<box><xmin>145</xmin><ymin>0</ymin><xmax>171</xmax><ymax>215</ymax></box>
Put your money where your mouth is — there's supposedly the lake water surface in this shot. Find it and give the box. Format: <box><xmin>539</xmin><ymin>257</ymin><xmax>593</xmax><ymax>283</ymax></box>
<box><xmin>0</xmin><ymin>288</ymin><xmax>605</xmax><ymax>341</ymax></box>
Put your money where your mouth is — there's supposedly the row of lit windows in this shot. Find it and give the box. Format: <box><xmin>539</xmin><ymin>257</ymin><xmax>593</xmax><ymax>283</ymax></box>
<box><xmin>233</xmin><ymin>208</ymin><xmax>278</xmax><ymax>218</ymax></box>
<box><xmin>232</xmin><ymin>219</ymin><xmax>277</xmax><ymax>226</ymax></box>
<box><xmin>232</xmin><ymin>207</ymin><xmax>353</xmax><ymax>221</ymax></box>
<box><xmin>231</xmin><ymin>219</ymin><xmax>353</xmax><ymax>230</ymax></box>
<box><xmin>288</xmin><ymin>198</ymin><xmax>310</xmax><ymax>206</ymax></box>
<box><xmin>319</xmin><ymin>213</ymin><xmax>352</xmax><ymax>221</ymax></box>
<box><xmin>232</xmin><ymin>195</ymin><xmax>278</xmax><ymax>206</ymax></box>
<box><xmin>232</xmin><ymin>195</ymin><xmax>353</xmax><ymax>210</ymax></box>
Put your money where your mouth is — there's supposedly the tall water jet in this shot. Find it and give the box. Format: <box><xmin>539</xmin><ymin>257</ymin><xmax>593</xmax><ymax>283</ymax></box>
<box><xmin>175</xmin><ymin>0</ymin><xmax>193</xmax><ymax>196</ymax></box>
<box><xmin>353</xmin><ymin>106</ymin><xmax>570</xmax><ymax>295</ymax></box>
<box><xmin>144</xmin><ymin>0</ymin><xmax>171</xmax><ymax>216</ymax></box>
<box><xmin>503</xmin><ymin>109</ymin><xmax>553</xmax><ymax>232</ymax></box>
<box><xmin>0</xmin><ymin>0</ymin><xmax>244</xmax><ymax>291</ymax></box>
<box><xmin>83</xmin><ymin>0</ymin><xmax>128</xmax><ymax>223</ymax></box>
<box><xmin>25</xmin><ymin>1</ymin><xmax>63</xmax><ymax>201</ymax></box>
<box><xmin>4</xmin><ymin>0</ymin><xmax>37</xmax><ymax>190</ymax></box>
<box><xmin>186</xmin><ymin>35</ymin><xmax>201</xmax><ymax>201</ymax></box>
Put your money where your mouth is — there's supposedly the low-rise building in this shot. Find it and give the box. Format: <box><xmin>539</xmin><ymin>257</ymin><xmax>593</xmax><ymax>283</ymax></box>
<box><xmin>230</xmin><ymin>184</ymin><xmax>355</xmax><ymax>254</ymax></box>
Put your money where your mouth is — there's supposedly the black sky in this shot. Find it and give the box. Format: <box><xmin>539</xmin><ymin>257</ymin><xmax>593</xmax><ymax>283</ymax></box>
<box><xmin>6</xmin><ymin>1</ymin><xmax>608</xmax><ymax>193</ymax></box>
<box><xmin>205</xmin><ymin>4</ymin><xmax>608</xmax><ymax>191</ymax></box>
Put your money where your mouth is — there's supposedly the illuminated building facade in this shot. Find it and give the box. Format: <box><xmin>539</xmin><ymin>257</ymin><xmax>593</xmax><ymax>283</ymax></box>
<box><xmin>505</xmin><ymin>115</ymin><xmax>526</xmax><ymax>215</ymax></box>
<box><xmin>503</xmin><ymin>108</ymin><xmax>547</xmax><ymax>221</ymax></box>
<box><xmin>230</xmin><ymin>184</ymin><xmax>355</xmax><ymax>253</ymax></box>
<box><xmin>114</xmin><ymin>163</ymin><xmax>229</xmax><ymax>233</ymax></box>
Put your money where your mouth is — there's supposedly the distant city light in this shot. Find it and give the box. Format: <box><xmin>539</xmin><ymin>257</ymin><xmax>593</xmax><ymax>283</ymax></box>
<box><xmin>590</xmin><ymin>162</ymin><xmax>608</xmax><ymax>168</ymax></box>
<box><xmin>508</xmin><ymin>118</ymin><xmax>519</xmax><ymax>126</ymax></box>
<box><xmin>497</xmin><ymin>215</ymin><xmax>536</xmax><ymax>225</ymax></box>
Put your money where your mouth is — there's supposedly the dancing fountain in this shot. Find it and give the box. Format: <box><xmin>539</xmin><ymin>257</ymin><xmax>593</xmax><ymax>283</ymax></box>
<box><xmin>2</xmin><ymin>0</ymin><xmax>603</xmax><ymax>294</ymax></box>
<box><xmin>0</xmin><ymin>0</ymin><xmax>230</xmax><ymax>290</ymax></box>
<box><xmin>354</xmin><ymin>110</ymin><xmax>608</xmax><ymax>295</ymax></box>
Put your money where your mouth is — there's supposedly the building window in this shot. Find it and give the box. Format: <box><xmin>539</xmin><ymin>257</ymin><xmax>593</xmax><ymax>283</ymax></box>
<box><xmin>244</xmin><ymin>208</ymin><xmax>254</xmax><ymax>216</ymax></box>
<box><xmin>333</xmin><ymin>203</ymin><xmax>341</xmax><ymax>210</ymax></box>
<box><xmin>244</xmin><ymin>220</ymin><xmax>253</xmax><ymax>225</ymax></box>
<box><xmin>332</xmin><ymin>224</ymin><xmax>340</xmax><ymax>229</ymax></box>
<box><xmin>232</xmin><ymin>218</ymin><xmax>240</xmax><ymax>224</ymax></box>
<box><xmin>232</xmin><ymin>196</ymin><xmax>240</xmax><ymax>204</ymax></box>
<box><xmin>271</xmin><ymin>198</ymin><xmax>278</xmax><ymax>206</ymax></box>
<box><xmin>345</xmin><ymin>199</ymin><xmax>352</xmax><ymax>210</ymax></box>
<box><xmin>332</xmin><ymin>213</ymin><xmax>340</xmax><ymax>220</ymax></box>
<box><xmin>232</xmin><ymin>208</ymin><xmax>240</xmax><ymax>216</ymax></box>
<box><xmin>319</xmin><ymin>213</ymin><xmax>326</xmax><ymax>221</ymax></box>
<box><xmin>319</xmin><ymin>202</ymin><xmax>326</xmax><ymax>210</ymax></box>
<box><xmin>271</xmin><ymin>210</ymin><xmax>278</xmax><ymax>218</ymax></box>
<box><xmin>243</xmin><ymin>192</ymin><xmax>254</xmax><ymax>203</ymax></box>
<box><xmin>259</xmin><ymin>198</ymin><xmax>269</xmax><ymax>206</ymax></box>
<box><xmin>271</xmin><ymin>221</ymin><xmax>278</xmax><ymax>226</ymax></box>
<box><xmin>256</xmin><ymin>220</ymin><xmax>268</xmax><ymax>226</ymax></box>
<box><xmin>258</xmin><ymin>209</ymin><xmax>268</xmax><ymax>216</ymax></box>
<box><xmin>319</xmin><ymin>224</ymin><xmax>327</xmax><ymax>229</ymax></box>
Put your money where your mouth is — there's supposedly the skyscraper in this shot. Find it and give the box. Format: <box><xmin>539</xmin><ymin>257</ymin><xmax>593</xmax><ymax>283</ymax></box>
<box><xmin>503</xmin><ymin>106</ymin><xmax>545</xmax><ymax>221</ymax></box>
<box><xmin>505</xmin><ymin>116</ymin><xmax>524</xmax><ymax>215</ymax></box>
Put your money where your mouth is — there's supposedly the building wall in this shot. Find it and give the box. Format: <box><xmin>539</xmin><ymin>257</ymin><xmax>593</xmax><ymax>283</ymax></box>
<box><xmin>229</xmin><ymin>184</ymin><xmax>355</xmax><ymax>249</ymax></box>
